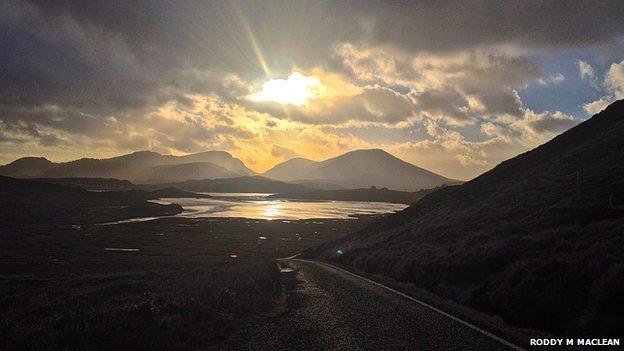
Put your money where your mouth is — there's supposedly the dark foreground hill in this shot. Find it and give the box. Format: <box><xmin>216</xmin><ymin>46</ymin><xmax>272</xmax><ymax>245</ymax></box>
<box><xmin>263</xmin><ymin>149</ymin><xmax>459</xmax><ymax>191</ymax></box>
<box><xmin>0</xmin><ymin>176</ymin><xmax>183</xmax><ymax>224</ymax></box>
<box><xmin>309</xmin><ymin>100</ymin><xmax>624</xmax><ymax>336</ymax></box>
<box><xmin>29</xmin><ymin>177</ymin><xmax>137</xmax><ymax>191</ymax></box>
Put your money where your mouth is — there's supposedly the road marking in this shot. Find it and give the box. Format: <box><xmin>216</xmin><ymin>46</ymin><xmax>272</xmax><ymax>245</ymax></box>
<box><xmin>290</xmin><ymin>258</ymin><xmax>526</xmax><ymax>351</ymax></box>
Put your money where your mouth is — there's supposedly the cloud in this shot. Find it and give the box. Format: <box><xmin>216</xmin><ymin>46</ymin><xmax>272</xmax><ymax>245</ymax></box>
<box><xmin>583</xmin><ymin>98</ymin><xmax>611</xmax><ymax>115</ymax></box>
<box><xmin>270</xmin><ymin>144</ymin><xmax>300</xmax><ymax>159</ymax></box>
<box><xmin>604</xmin><ymin>60</ymin><xmax>624</xmax><ymax>99</ymax></box>
<box><xmin>1</xmin><ymin>0</ymin><xmax>615</xmax><ymax>177</ymax></box>
<box><xmin>540</xmin><ymin>73</ymin><xmax>565</xmax><ymax>85</ymax></box>
<box><xmin>516</xmin><ymin>109</ymin><xmax>578</xmax><ymax>137</ymax></box>
<box><xmin>413</xmin><ymin>90</ymin><xmax>472</xmax><ymax>125</ymax></box>
<box><xmin>577</xmin><ymin>60</ymin><xmax>600</xmax><ymax>89</ymax></box>
<box><xmin>581</xmin><ymin>59</ymin><xmax>624</xmax><ymax>115</ymax></box>
<box><xmin>334</xmin><ymin>1</ymin><xmax>624</xmax><ymax>53</ymax></box>
<box><xmin>334</xmin><ymin>43</ymin><xmax>542</xmax><ymax>125</ymax></box>
<box><xmin>242</xmin><ymin>69</ymin><xmax>416</xmax><ymax>125</ymax></box>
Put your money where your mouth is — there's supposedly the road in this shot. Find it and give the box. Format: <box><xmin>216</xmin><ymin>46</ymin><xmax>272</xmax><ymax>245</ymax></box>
<box><xmin>225</xmin><ymin>259</ymin><xmax>524</xmax><ymax>351</ymax></box>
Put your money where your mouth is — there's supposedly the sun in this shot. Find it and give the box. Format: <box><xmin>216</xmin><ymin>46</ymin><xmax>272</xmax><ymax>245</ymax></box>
<box><xmin>250</xmin><ymin>72</ymin><xmax>320</xmax><ymax>106</ymax></box>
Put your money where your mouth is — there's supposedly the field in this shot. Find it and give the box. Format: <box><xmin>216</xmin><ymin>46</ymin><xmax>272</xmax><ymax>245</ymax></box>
<box><xmin>0</xmin><ymin>216</ymin><xmax>375</xmax><ymax>350</ymax></box>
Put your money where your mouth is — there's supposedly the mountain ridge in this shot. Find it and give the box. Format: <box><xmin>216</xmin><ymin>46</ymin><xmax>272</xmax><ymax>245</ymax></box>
<box><xmin>0</xmin><ymin>150</ymin><xmax>255</xmax><ymax>183</ymax></box>
<box><xmin>263</xmin><ymin>148</ymin><xmax>458</xmax><ymax>191</ymax></box>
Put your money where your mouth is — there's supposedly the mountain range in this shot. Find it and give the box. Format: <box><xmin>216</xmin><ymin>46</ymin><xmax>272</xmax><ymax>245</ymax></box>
<box><xmin>263</xmin><ymin>149</ymin><xmax>458</xmax><ymax>191</ymax></box>
<box><xmin>309</xmin><ymin>99</ymin><xmax>624</xmax><ymax>336</ymax></box>
<box><xmin>0</xmin><ymin>150</ymin><xmax>254</xmax><ymax>183</ymax></box>
<box><xmin>1</xmin><ymin>149</ymin><xmax>455</xmax><ymax>190</ymax></box>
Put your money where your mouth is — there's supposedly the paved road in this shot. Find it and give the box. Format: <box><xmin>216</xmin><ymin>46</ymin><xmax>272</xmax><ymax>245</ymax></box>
<box><xmin>227</xmin><ymin>259</ymin><xmax>523</xmax><ymax>351</ymax></box>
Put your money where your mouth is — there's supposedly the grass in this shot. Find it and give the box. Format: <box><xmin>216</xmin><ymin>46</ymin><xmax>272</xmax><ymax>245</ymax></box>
<box><xmin>0</xmin><ymin>216</ymin><xmax>373</xmax><ymax>350</ymax></box>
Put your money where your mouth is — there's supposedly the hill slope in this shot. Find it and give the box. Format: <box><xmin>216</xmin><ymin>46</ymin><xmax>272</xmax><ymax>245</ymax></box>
<box><xmin>0</xmin><ymin>176</ymin><xmax>182</xmax><ymax>224</ymax></box>
<box><xmin>0</xmin><ymin>150</ymin><xmax>255</xmax><ymax>183</ymax></box>
<box><xmin>310</xmin><ymin>100</ymin><xmax>624</xmax><ymax>335</ymax></box>
<box><xmin>136</xmin><ymin>162</ymin><xmax>240</xmax><ymax>183</ymax></box>
<box><xmin>263</xmin><ymin>149</ymin><xmax>457</xmax><ymax>191</ymax></box>
<box><xmin>142</xmin><ymin>176</ymin><xmax>311</xmax><ymax>194</ymax></box>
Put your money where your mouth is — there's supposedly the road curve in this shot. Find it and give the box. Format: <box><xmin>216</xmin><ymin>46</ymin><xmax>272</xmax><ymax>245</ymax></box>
<box><xmin>226</xmin><ymin>259</ymin><xmax>524</xmax><ymax>351</ymax></box>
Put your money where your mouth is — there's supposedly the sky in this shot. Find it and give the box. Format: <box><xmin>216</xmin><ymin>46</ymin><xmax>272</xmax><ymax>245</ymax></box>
<box><xmin>1</xmin><ymin>1</ymin><xmax>624</xmax><ymax>180</ymax></box>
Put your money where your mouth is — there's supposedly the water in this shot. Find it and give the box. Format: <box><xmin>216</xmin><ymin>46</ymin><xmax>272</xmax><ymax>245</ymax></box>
<box><xmin>153</xmin><ymin>194</ymin><xmax>407</xmax><ymax>220</ymax></box>
<box><xmin>98</xmin><ymin>193</ymin><xmax>408</xmax><ymax>224</ymax></box>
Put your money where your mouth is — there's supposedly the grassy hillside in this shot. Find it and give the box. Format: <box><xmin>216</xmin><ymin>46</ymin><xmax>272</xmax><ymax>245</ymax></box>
<box><xmin>309</xmin><ymin>100</ymin><xmax>624</xmax><ymax>336</ymax></box>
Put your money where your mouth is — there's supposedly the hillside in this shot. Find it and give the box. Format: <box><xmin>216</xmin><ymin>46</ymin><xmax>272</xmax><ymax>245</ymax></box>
<box><xmin>263</xmin><ymin>149</ymin><xmax>458</xmax><ymax>191</ymax></box>
<box><xmin>309</xmin><ymin>100</ymin><xmax>624</xmax><ymax>336</ymax></box>
<box><xmin>136</xmin><ymin>162</ymin><xmax>240</xmax><ymax>183</ymax></box>
<box><xmin>143</xmin><ymin>176</ymin><xmax>311</xmax><ymax>193</ymax></box>
<box><xmin>0</xmin><ymin>150</ymin><xmax>255</xmax><ymax>183</ymax></box>
<box><xmin>30</xmin><ymin>177</ymin><xmax>136</xmax><ymax>191</ymax></box>
<box><xmin>263</xmin><ymin>157</ymin><xmax>321</xmax><ymax>181</ymax></box>
<box><xmin>0</xmin><ymin>176</ymin><xmax>183</xmax><ymax>224</ymax></box>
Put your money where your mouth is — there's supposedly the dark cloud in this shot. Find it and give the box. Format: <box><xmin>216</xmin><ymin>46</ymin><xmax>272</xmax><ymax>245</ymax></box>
<box><xmin>414</xmin><ymin>91</ymin><xmax>471</xmax><ymax>123</ymax></box>
<box><xmin>524</xmin><ymin>112</ymin><xmax>579</xmax><ymax>134</ymax></box>
<box><xmin>474</xmin><ymin>91</ymin><xmax>524</xmax><ymax>117</ymax></box>
<box><xmin>2</xmin><ymin>0</ymin><xmax>622</xmax><ymax>120</ymax></box>
<box><xmin>340</xmin><ymin>0</ymin><xmax>624</xmax><ymax>51</ymax></box>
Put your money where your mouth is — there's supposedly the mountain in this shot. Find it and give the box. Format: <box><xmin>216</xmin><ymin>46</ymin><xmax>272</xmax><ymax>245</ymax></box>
<box><xmin>263</xmin><ymin>157</ymin><xmax>321</xmax><ymax>181</ymax></box>
<box><xmin>263</xmin><ymin>149</ymin><xmax>458</xmax><ymax>191</ymax></box>
<box><xmin>173</xmin><ymin>151</ymin><xmax>253</xmax><ymax>175</ymax></box>
<box><xmin>0</xmin><ymin>157</ymin><xmax>54</xmax><ymax>177</ymax></box>
<box><xmin>0</xmin><ymin>176</ymin><xmax>182</xmax><ymax>224</ymax></box>
<box><xmin>0</xmin><ymin>150</ymin><xmax>255</xmax><ymax>183</ymax></box>
<box><xmin>136</xmin><ymin>162</ymin><xmax>240</xmax><ymax>183</ymax></box>
<box><xmin>309</xmin><ymin>100</ymin><xmax>624</xmax><ymax>336</ymax></box>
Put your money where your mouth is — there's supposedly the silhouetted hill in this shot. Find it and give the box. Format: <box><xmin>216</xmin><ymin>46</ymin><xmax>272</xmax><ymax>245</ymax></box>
<box><xmin>263</xmin><ymin>149</ymin><xmax>458</xmax><ymax>191</ymax></box>
<box><xmin>0</xmin><ymin>157</ymin><xmax>54</xmax><ymax>177</ymax></box>
<box><xmin>290</xmin><ymin>180</ymin><xmax>345</xmax><ymax>190</ymax></box>
<box><xmin>30</xmin><ymin>177</ymin><xmax>136</xmax><ymax>191</ymax></box>
<box><xmin>309</xmin><ymin>100</ymin><xmax>624</xmax><ymax>336</ymax></box>
<box><xmin>268</xmin><ymin>187</ymin><xmax>435</xmax><ymax>204</ymax></box>
<box><xmin>136</xmin><ymin>162</ymin><xmax>240</xmax><ymax>183</ymax></box>
<box><xmin>0</xmin><ymin>150</ymin><xmax>255</xmax><ymax>183</ymax></box>
<box><xmin>145</xmin><ymin>176</ymin><xmax>311</xmax><ymax>193</ymax></box>
<box><xmin>0</xmin><ymin>176</ymin><xmax>182</xmax><ymax>224</ymax></box>
<box><xmin>173</xmin><ymin>151</ymin><xmax>253</xmax><ymax>175</ymax></box>
<box><xmin>263</xmin><ymin>157</ymin><xmax>320</xmax><ymax>181</ymax></box>
<box><xmin>148</xmin><ymin>187</ymin><xmax>211</xmax><ymax>199</ymax></box>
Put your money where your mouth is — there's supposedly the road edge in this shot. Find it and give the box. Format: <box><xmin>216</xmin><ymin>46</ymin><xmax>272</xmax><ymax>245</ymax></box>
<box><xmin>286</xmin><ymin>257</ymin><xmax>527</xmax><ymax>351</ymax></box>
